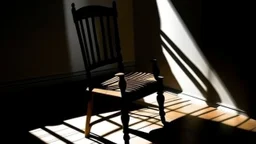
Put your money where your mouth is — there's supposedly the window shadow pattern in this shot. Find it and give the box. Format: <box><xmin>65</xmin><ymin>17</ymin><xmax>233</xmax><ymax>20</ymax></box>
<box><xmin>29</xmin><ymin>92</ymin><xmax>256</xmax><ymax>144</ymax></box>
<box><xmin>160</xmin><ymin>30</ymin><xmax>221</xmax><ymax>107</ymax></box>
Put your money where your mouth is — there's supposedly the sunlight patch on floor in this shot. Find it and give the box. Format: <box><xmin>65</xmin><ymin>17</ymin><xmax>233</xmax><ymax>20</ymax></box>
<box><xmin>222</xmin><ymin>115</ymin><xmax>249</xmax><ymax>127</ymax></box>
<box><xmin>175</xmin><ymin>104</ymin><xmax>208</xmax><ymax>114</ymax></box>
<box><xmin>45</xmin><ymin>124</ymin><xmax>94</xmax><ymax>143</ymax></box>
<box><xmin>190</xmin><ymin>107</ymin><xmax>216</xmax><ymax>116</ymax></box>
<box><xmin>29</xmin><ymin>128</ymin><xmax>67</xmax><ymax>144</ymax></box>
<box><xmin>199</xmin><ymin>109</ymin><xmax>226</xmax><ymax>120</ymax></box>
<box><xmin>30</xmin><ymin>91</ymin><xmax>256</xmax><ymax>144</ymax></box>
<box><xmin>238</xmin><ymin>119</ymin><xmax>256</xmax><ymax>131</ymax></box>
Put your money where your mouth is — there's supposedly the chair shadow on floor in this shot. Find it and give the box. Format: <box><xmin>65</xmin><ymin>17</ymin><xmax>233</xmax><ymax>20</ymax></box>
<box><xmin>129</xmin><ymin>101</ymin><xmax>256</xmax><ymax>144</ymax></box>
<box><xmin>87</xmin><ymin>103</ymin><xmax>256</xmax><ymax>144</ymax></box>
<box><xmin>148</xmin><ymin>115</ymin><xmax>256</xmax><ymax>144</ymax></box>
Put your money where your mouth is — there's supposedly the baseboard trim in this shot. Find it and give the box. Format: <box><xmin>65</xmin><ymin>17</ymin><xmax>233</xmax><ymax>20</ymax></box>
<box><xmin>165</xmin><ymin>88</ymin><xmax>246</xmax><ymax>115</ymax></box>
<box><xmin>164</xmin><ymin>86</ymin><xmax>182</xmax><ymax>94</ymax></box>
<box><xmin>0</xmin><ymin>61</ymin><xmax>135</xmax><ymax>93</ymax></box>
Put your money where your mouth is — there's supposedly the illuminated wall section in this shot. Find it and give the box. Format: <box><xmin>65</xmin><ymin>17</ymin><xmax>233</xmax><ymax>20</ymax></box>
<box><xmin>156</xmin><ymin>0</ymin><xmax>236</xmax><ymax>109</ymax></box>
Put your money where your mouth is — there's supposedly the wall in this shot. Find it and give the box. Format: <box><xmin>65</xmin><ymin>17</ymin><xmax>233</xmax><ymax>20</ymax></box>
<box><xmin>133</xmin><ymin>0</ymin><xmax>255</xmax><ymax>117</ymax></box>
<box><xmin>0</xmin><ymin>0</ymin><xmax>134</xmax><ymax>84</ymax></box>
<box><xmin>1</xmin><ymin>0</ymin><xmax>71</xmax><ymax>83</ymax></box>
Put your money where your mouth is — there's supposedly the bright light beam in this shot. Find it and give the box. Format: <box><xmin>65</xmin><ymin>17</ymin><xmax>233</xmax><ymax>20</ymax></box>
<box><xmin>156</xmin><ymin>0</ymin><xmax>236</xmax><ymax>109</ymax></box>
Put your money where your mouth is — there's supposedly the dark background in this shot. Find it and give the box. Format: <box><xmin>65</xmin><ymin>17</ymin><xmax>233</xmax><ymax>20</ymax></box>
<box><xmin>1</xmin><ymin>0</ymin><xmax>255</xmax><ymax>143</ymax></box>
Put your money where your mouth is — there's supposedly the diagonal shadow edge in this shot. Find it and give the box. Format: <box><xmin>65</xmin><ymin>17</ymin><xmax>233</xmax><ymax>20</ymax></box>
<box><xmin>160</xmin><ymin>30</ymin><xmax>221</xmax><ymax>105</ymax></box>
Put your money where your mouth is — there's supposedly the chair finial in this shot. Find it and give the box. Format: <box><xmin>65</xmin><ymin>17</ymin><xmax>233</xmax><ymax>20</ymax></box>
<box><xmin>158</xmin><ymin>76</ymin><xmax>164</xmax><ymax>80</ymax></box>
<box><xmin>71</xmin><ymin>3</ymin><xmax>75</xmax><ymax>9</ymax></box>
<box><xmin>151</xmin><ymin>59</ymin><xmax>157</xmax><ymax>62</ymax></box>
<box><xmin>115</xmin><ymin>73</ymin><xmax>125</xmax><ymax>77</ymax></box>
<box><xmin>112</xmin><ymin>1</ymin><xmax>117</xmax><ymax>8</ymax></box>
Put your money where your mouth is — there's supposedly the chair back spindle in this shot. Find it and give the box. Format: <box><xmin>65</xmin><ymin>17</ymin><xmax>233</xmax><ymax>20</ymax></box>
<box><xmin>71</xmin><ymin>1</ymin><xmax>124</xmax><ymax>79</ymax></box>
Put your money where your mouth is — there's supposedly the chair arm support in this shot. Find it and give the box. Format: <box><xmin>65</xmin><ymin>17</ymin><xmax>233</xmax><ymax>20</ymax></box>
<box><xmin>115</xmin><ymin>73</ymin><xmax>126</xmax><ymax>98</ymax></box>
<box><xmin>156</xmin><ymin>75</ymin><xmax>166</xmax><ymax>125</ymax></box>
<box><xmin>151</xmin><ymin>59</ymin><xmax>160</xmax><ymax>80</ymax></box>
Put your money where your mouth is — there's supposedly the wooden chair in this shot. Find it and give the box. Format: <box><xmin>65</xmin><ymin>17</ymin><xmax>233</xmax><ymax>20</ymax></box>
<box><xmin>71</xmin><ymin>1</ymin><xmax>166</xmax><ymax>143</ymax></box>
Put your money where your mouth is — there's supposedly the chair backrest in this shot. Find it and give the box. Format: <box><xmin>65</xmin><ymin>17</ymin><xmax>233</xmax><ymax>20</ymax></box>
<box><xmin>71</xmin><ymin>1</ymin><xmax>124</xmax><ymax>79</ymax></box>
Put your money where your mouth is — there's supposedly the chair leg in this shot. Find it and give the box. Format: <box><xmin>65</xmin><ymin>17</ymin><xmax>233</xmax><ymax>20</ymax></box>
<box><xmin>116</xmin><ymin>73</ymin><xmax>130</xmax><ymax>144</ymax></box>
<box><xmin>157</xmin><ymin>76</ymin><xmax>166</xmax><ymax>126</ymax></box>
<box><xmin>85</xmin><ymin>92</ymin><xmax>94</xmax><ymax>137</ymax></box>
<box><xmin>121</xmin><ymin>100</ymin><xmax>130</xmax><ymax>144</ymax></box>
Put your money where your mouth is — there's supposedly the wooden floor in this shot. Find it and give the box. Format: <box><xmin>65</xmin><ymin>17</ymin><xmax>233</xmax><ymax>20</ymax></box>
<box><xmin>29</xmin><ymin>92</ymin><xmax>256</xmax><ymax>144</ymax></box>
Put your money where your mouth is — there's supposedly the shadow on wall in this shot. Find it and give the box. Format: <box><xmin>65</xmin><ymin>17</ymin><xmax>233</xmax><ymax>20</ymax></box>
<box><xmin>1</xmin><ymin>0</ymin><xmax>133</xmax><ymax>83</ymax></box>
<box><xmin>63</xmin><ymin>0</ymin><xmax>134</xmax><ymax>72</ymax></box>
<box><xmin>1</xmin><ymin>0</ymin><xmax>71</xmax><ymax>83</ymax></box>
<box><xmin>133</xmin><ymin>0</ymin><xmax>182</xmax><ymax>92</ymax></box>
<box><xmin>166</xmin><ymin>0</ymin><xmax>255</xmax><ymax>117</ymax></box>
<box><xmin>160</xmin><ymin>30</ymin><xmax>220</xmax><ymax>106</ymax></box>
<box><xmin>134</xmin><ymin>0</ymin><xmax>255</xmax><ymax>117</ymax></box>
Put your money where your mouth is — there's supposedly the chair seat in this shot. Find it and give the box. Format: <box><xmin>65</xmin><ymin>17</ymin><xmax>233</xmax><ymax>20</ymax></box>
<box><xmin>101</xmin><ymin>72</ymin><xmax>157</xmax><ymax>92</ymax></box>
<box><xmin>92</xmin><ymin>72</ymin><xmax>158</xmax><ymax>100</ymax></box>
